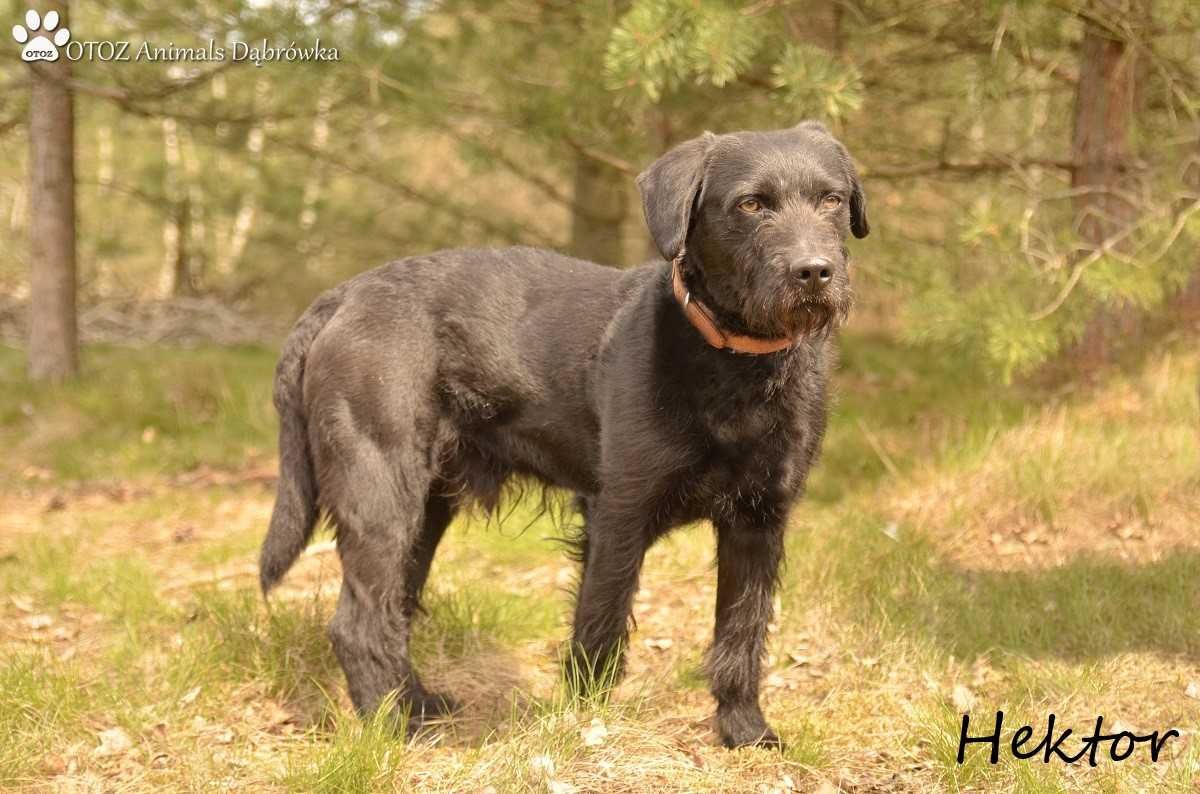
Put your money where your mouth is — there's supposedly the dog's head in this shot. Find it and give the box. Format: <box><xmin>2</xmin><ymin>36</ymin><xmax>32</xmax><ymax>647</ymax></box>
<box><xmin>637</xmin><ymin>121</ymin><xmax>868</xmax><ymax>340</ymax></box>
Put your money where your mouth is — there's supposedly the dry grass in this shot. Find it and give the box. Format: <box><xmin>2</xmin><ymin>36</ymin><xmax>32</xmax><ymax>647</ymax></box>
<box><xmin>1</xmin><ymin>336</ymin><xmax>1198</xmax><ymax>792</ymax></box>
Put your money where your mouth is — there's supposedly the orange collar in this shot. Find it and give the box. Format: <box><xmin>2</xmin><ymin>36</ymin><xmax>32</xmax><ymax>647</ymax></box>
<box><xmin>671</xmin><ymin>257</ymin><xmax>796</xmax><ymax>355</ymax></box>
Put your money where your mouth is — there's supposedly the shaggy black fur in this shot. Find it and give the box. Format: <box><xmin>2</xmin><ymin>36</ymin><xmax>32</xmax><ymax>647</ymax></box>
<box><xmin>259</xmin><ymin>121</ymin><xmax>869</xmax><ymax>748</ymax></box>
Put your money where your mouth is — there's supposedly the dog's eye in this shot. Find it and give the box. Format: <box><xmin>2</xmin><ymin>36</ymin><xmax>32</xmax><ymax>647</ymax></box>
<box><xmin>820</xmin><ymin>194</ymin><xmax>843</xmax><ymax>210</ymax></box>
<box><xmin>737</xmin><ymin>198</ymin><xmax>763</xmax><ymax>214</ymax></box>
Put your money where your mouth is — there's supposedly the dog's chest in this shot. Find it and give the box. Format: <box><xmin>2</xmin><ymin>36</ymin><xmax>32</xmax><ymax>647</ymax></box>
<box><xmin>681</xmin><ymin>372</ymin><xmax>823</xmax><ymax>524</ymax></box>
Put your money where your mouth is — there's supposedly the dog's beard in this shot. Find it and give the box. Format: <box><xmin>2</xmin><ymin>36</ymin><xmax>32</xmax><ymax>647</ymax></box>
<box><xmin>778</xmin><ymin>291</ymin><xmax>852</xmax><ymax>338</ymax></box>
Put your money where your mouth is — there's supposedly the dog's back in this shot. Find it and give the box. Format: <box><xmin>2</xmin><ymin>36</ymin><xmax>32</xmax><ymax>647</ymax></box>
<box><xmin>260</xmin><ymin>247</ymin><xmax>647</xmax><ymax>591</ymax></box>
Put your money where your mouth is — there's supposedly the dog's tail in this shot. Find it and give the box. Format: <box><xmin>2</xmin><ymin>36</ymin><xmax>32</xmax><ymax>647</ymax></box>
<box><xmin>259</xmin><ymin>287</ymin><xmax>343</xmax><ymax>595</ymax></box>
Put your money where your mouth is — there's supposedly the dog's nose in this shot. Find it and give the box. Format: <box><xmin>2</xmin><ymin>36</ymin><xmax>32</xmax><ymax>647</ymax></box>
<box><xmin>791</xmin><ymin>257</ymin><xmax>834</xmax><ymax>291</ymax></box>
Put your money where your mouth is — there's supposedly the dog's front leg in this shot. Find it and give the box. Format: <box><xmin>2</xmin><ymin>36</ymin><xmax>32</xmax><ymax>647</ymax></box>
<box><xmin>566</xmin><ymin>497</ymin><xmax>651</xmax><ymax>697</ymax></box>
<box><xmin>709</xmin><ymin>517</ymin><xmax>785</xmax><ymax>749</ymax></box>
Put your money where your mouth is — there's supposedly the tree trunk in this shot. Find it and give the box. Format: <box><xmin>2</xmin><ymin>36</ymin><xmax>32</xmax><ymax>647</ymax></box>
<box><xmin>173</xmin><ymin>196</ymin><xmax>194</xmax><ymax>296</ymax></box>
<box><xmin>783</xmin><ymin>3</ymin><xmax>842</xmax><ymax>51</ymax></box>
<box><xmin>1069</xmin><ymin>4</ymin><xmax>1142</xmax><ymax>369</ymax></box>
<box><xmin>1173</xmin><ymin>132</ymin><xmax>1200</xmax><ymax>318</ymax></box>
<box><xmin>569</xmin><ymin>154</ymin><xmax>627</xmax><ymax>266</ymax></box>
<box><xmin>27</xmin><ymin>0</ymin><xmax>78</xmax><ymax>382</ymax></box>
<box><xmin>160</xmin><ymin>116</ymin><xmax>194</xmax><ymax>296</ymax></box>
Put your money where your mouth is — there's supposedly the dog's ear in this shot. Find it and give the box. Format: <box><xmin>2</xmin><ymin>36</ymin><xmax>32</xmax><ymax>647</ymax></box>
<box><xmin>636</xmin><ymin>132</ymin><xmax>716</xmax><ymax>261</ymax></box>
<box><xmin>848</xmin><ymin>164</ymin><xmax>869</xmax><ymax>239</ymax></box>
<box><xmin>795</xmin><ymin>121</ymin><xmax>869</xmax><ymax>238</ymax></box>
<box><xmin>794</xmin><ymin>120</ymin><xmax>831</xmax><ymax>136</ymax></box>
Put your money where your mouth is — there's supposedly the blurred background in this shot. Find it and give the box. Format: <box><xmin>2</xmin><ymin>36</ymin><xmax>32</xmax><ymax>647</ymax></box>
<box><xmin>2</xmin><ymin>0</ymin><xmax>1198</xmax><ymax>381</ymax></box>
<box><xmin>1</xmin><ymin>2</ymin><xmax>1199</xmax><ymax>792</ymax></box>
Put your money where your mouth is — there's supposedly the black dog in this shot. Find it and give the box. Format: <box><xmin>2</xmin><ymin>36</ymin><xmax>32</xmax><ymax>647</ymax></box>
<box><xmin>259</xmin><ymin>121</ymin><xmax>868</xmax><ymax>748</ymax></box>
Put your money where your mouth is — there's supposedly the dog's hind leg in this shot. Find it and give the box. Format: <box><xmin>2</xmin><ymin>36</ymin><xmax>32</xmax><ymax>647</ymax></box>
<box><xmin>320</xmin><ymin>433</ymin><xmax>454</xmax><ymax>731</ymax></box>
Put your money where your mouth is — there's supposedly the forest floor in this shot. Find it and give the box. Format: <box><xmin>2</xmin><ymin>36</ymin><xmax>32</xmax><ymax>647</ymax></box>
<box><xmin>1</xmin><ymin>333</ymin><xmax>1198</xmax><ymax>793</ymax></box>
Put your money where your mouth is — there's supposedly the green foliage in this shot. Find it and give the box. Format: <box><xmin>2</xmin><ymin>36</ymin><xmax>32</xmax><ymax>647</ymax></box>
<box><xmin>1080</xmin><ymin>254</ymin><xmax>1167</xmax><ymax>310</ymax></box>
<box><xmin>604</xmin><ymin>0</ymin><xmax>766</xmax><ymax>101</ymax></box>
<box><xmin>771</xmin><ymin>43</ymin><xmax>863</xmax><ymax>122</ymax></box>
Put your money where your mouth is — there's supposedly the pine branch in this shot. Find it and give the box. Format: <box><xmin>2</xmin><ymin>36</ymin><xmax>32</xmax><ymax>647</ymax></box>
<box><xmin>265</xmin><ymin>133</ymin><xmax>554</xmax><ymax>247</ymax></box>
<box><xmin>864</xmin><ymin>157</ymin><xmax>1076</xmax><ymax>181</ymax></box>
<box><xmin>563</xmin><ymin>135</ymin><xmax>636</xmax><ymax>175</ymax></box>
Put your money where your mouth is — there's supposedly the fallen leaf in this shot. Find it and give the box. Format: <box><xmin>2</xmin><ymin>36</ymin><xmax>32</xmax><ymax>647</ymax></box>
<box><xmin>952</xmin><ymin>684</ymin><xmax>976</xmax><ymax>711</ymax></box>
<box><xmin>23</xmin><ymin>614</ymin><xmax>53</xmax><ymax>630</ymax></box>
<box><xmin>263</xmin><ymin>701</ymin><xmax>296</xmax><ymax>729</ymax></box>
<box><xmin>643</xmin><ymin>637</ymin><xmax>673</xmax><ymax>651</ymax></box>
<box><xmin>179</xmin><ymin>686</ymin><xmax>201</xmax><ymax>706</ymax></box>
<box><xmin>1185</xmin><ymin>681</ymin><xmax>1200</xmax><ymax>699</ymax></box>
<box><xmin>93</xmin><ymin>727</ymin><xmax>133</xmax><ymax>758</ymax></box>
<box><xmin>580</xmin><ymin>717</ymin><xmax>608</xmax><ymax>747</ymax></box>
<box><xmin>22</xmin><ymin>464</ymin><xmax>53</xmax><ymax>481</ymax></box>
<box><xmin>41</xmin><ymin>754</ymin><xmax>67</xmax><ymax>776</ymax></box>
<box><xmin>1115</xmin><ymin>523</ymin><xmax>1141</xmax><ymax>540</ymax></box>
<box><xmin>529</xmin><ymin>754</ymin><xmax>555</xmax><ymax>778</ymax></box>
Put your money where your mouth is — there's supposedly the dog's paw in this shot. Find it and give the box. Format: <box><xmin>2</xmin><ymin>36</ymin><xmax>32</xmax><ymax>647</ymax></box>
<box><xmin>717</xmin><ymin>705</ymin><xmax>784</xmax><ymax>750</ymax></box>
<box><xmin>412</xmin><ymin>690</ymin><xmax>459</xmax><ymax>720</ymax></box>
<box><xmin>721</xmin><ymin>725</ymin><xmax>783</xmax><ymax>750</ymax></box>
<box><xmin>724</xmin><ymin>729</ymin><xmax>782</xmax><ymax>753</ymax></box>
<box><xmin>397</xmin><ymin>690</ymin><xmax>459</xmax><ymax>738</ymax></box>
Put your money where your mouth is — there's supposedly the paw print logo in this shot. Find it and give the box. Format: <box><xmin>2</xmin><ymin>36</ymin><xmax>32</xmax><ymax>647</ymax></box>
<box><xmin>11</xmin><ymin>9</ymin><xmax>71</xmax><ymax>63</ymax></box>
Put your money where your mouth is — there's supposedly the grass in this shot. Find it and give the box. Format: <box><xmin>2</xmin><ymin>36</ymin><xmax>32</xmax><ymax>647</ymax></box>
<box><xmin>0</xmin><ymin>344</ymin><xmax>277</xmax><ymax>484</ymax></box>
<box><xmin>0</xmin><ymin>333</ymin><xmax>1198</xmax><ymax>791</ymax></box>
<box><xmin>283</xmin><ymin>696</ymin><xmax>411</xmax><ymax>794</ymax></box>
